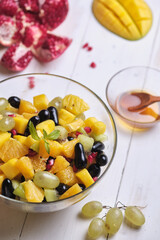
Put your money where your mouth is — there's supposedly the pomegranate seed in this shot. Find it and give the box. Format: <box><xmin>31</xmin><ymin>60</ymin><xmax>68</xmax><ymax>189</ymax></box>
<box><xmin>82</xmin><ymin>43</ymin><xmax>88</xmax><ymax>48</ymax></box>
<box><xmin>8</xmin><ymin>114</ymin><xmax>16</xmax><ymax>117</ymax></box>
<box><xmin>84</xmin><ymin>127</ymin><xmax>91</xmax><ymax>133</ymax></box>
<box><xmin>73</xmin><ymin>164</ymin><xmax>78</xmax><ymax>172</ymax></box>
<box><xmin>88</xmin><ymin>154</ymin><xmax>94</xmax><ymax>164</ymax></box>
<box><xmin>28</xmin><ymin>77</ymin><xmax>35</xmax><ymax>89</ymax></box>
<box><xmin>93</xmin><ymin>177</ymin><xmax>98</xmax><ymax>182</ymax></box>
<box><xmin>91</xmin><ymin>152</ymin><xmax>98</xmax><ymax>158</ymax></box>
<box><xmin>90</xmin><ymin>62</ymin><xmax>96</xmax><ymax>68</ymax></box>
<box><xmin>87</xmin><ymin>46</ymin><xmax>93</xmax><ymax>51</ymax></box>
<box><xmin>46</xmin><ymin>158</ymin><xmax>54</xmax><ymax>171</ymax></box>
<box><xmin>75</xmin><ymin>131</ymin><xmax>82</xmax><ymax>137</ymax></box>
<box><xmin>11</xmin><ymin>129</ymin><xmax>17</xmax><ymax>136</ymax></box>
<box><xmin>28</xmin><ymin>149</ymin><xmax>37</xmax><ymax>157</ymax></box>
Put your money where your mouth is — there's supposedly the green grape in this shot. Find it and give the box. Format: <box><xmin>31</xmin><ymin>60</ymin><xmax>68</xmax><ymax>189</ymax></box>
<box><xmin>82</xmin><ymin>201</ymin><xmax>103</xmax><ymax>218</ymax></box>
<box><xmin>44</xmin><ymin>189</ymin><xmax>59</xmax><ymax>202</ymax></box>
<box><xmin>105</xmin><ymin>207</ymin><xmax>123</xmax><ymax>235</ymax></box>
<box><xmin>33</xmin><ymin>171</ymin><xmax>60</xmax><ymax>189</ymax></box>
<box><xmin>0</xmin><ymin>110</ymin><xmax>15</xmax><ymax>116</ymax></box>
<box><xmin>0</xmin><ymin>98</ymin><xmax>8</xmax><ymax>111</ymax></box>
<box><xmin>48</xmin><ymin>97</ymin><xmax>62</xmax><ymax>110</ymax></box>
<box><xmin>125</xmin><ymin>206</ymin><xmax>145</xmax><ymax>227</ymax></box>
<box><xmin>0</xmin><ymin>116</ymin><xmax>15</xmax><ymax>131</ymax></box>
<box><xmin>88</xmin><ymin>218</ymin><xmax>105</xmax><ymax>239</ymax></box>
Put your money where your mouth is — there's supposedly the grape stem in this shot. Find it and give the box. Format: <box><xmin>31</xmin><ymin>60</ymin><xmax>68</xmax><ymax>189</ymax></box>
<box><xmin>106</xmin><ymin>233</ymin><xmax>109</xmax><ymax>240</ymax></box>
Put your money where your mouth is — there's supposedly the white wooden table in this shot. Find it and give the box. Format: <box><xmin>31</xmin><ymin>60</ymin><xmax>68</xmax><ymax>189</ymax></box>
<box><xmin>0</xmin><ymin>0</ymin><xmax>160</xmax><ymax>239</ymax></box>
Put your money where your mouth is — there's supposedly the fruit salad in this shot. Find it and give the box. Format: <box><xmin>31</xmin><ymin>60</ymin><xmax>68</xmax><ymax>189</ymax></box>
<box><xmin>0</xmin><ymin>94</ymin><xmax>108</xmax><ymax>203</ymax></box>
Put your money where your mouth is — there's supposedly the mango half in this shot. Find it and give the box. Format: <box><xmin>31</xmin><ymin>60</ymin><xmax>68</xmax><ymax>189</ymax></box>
<box><xmin>92</xmin><ymin>0</ymin><xmax>152</xmax><ymax>40</ymax></box>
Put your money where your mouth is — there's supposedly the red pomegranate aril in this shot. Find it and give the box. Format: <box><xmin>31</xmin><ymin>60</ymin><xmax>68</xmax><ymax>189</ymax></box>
<box><xmin>46</xmin><ymin>159</ymin><xmax>54</xmax><ymax>171</ymax></box>
<box><xmin>75</xmin><ymin>131</ymin><xmax>82</xmax><ymax>137</ymax></box>
<box><xmin>88</xmin><ymin>154</ymin><xmax>94</xmax><ymax>164</ymax></box>
<box><xmin>82</xmin><ymin>43</ymin><xmax>88</xmax><ymax>49</ymax></box>
<box><xmin>93</xmin><ymin>177</ymin><xmax>98</xmax><ymax>182</ymax></box>
<box><xmin>8</xmin><ymin>114</ymin><xmax>16</xmax><ymax>117</ymax></box>
<box><xmin>91</xmin><ymin>152</ymin><xmax>98</xmax><ymax>158</ymax></box>
<box><xmin>11</xmin><ymin>129</ymin><xmax>17</xmax><ymax>136</ymax></box>
<box><xmin>28</xmin><ymin>149</ymin><xmax>37</xmax><ymax>157</ymax></box>
<box><xmin>0</xmin><ymin>0</ymin><xmax>19</xmax><ymax>17</ymax></box>
<box><xmin>84</xmin><ymin>127</ymin><xmax>91</xmax><ymax>133</ymax></box>
<box><xmin>87</xmin><ymin>46</ymin><xmax>93</xmax><ymax>51</ymax></box>
<box><xmin>90</xmin><ymin>62</ymin><xmax>96</xmax><ymax>68</ymax></box>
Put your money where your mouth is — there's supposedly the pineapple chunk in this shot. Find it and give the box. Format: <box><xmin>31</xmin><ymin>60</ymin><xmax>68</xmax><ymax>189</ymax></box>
<box><xmin>13</xmin><ymin>135</ymin><xmax>27</xmax><ymax>145</ymax></box>
<box><xmin>65</xmin><ymin>118</ymin><xmax>84</xmax><ymax>133</ymax></box>
<box><xmin>25</xmin><ymin>135</ymin><xmax>38</xmax><ymax>148</ymax></box>
<box><xmin>63</xmin><ymin>138</ymin><xmax>79</xmax><ymax>159</ymax></box>
<box><xmin>59</xmin><ymin>183</ymin><xmax>82</xmax><ymax>200</ymax></box>
<box><xmin>33</xmin><ymin>94</ymin><xmax>49</xmax><ymax>111</ymax></box>
<box><xmin>92</xmin><ymin>121</ymin><xmax>106</xmax><ymax>135</ymax></box>
<box><xmin>84</xmin><ymin>117</ymin><xmax>97</xmax><ymax>128</ymax></box>
<box><xmin>0</xmin><ymin>158</ymin><xmax>20</xmax><ymax>179</ymax></box>
<box><xmin>50</xmin><ymin>156</ymin><xmax>70</xmax><ymax>174</ymax></box>
<box><xmin>18</xmin><ymin>99</ymin><xmax>37</xmax><ymax>114</ymax></box>
<box><xmin>22</xmin><ymin>112</ymin><xmax>37</xmax><ymax>120</ymax></box>
<box><xmin>16</xmin><ymin>156</ymin><xmax>34</xmax><ymax>180</ymax></box>
<box><xmin>56</xmin><ymin>166</ymin><xmax>78</xmax><ymax>186</ymax></box>
<box><xmin>0</xmin><ymin>132</ymin><xmax>11</xmax><ymax>148</ymax></box>
<box><xmin>76</xmin><ymin>169</ymin><xmax>94</xmax><ymax>188</ymax></box>
<box><xmin>13</xmin><ymin>116</ymin><xmax>28</xmax><ymax>134</ymax></box>
<box><xmin>0</xmin><ymin>173</ymin><xmax>6</xmax><ymax>193</ymax></box>
<box><xmin>23</xmin><ymin>180</ymin><xmax>44</xmax><ymax>202</ymax></box>
<box><xmin>59</xmin><ymin>109</ymin><xmax>75</xmax><ymax>126</ymax></box>
<box><xmin>36</xmin><ymin>120</ymin><xmax>55</xmax><ymax>134</ymax></box>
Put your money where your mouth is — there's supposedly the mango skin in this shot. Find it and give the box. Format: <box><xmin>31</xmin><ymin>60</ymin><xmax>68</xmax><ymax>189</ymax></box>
<box><xmin>92</xmin><ymin>0</ymin><xmax>152</xmax><ymax>40</ymax></box>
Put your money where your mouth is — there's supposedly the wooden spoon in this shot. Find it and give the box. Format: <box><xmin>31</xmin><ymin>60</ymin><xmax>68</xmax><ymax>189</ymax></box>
<box><xmin>128</xmin><ymin>92</ymin><xmax>160</xmax><ymax>112</ymax></box>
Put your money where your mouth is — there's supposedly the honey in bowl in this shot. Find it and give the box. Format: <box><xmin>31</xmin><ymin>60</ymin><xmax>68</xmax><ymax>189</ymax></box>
<box><xmin>115</xmin><ymin>90</ymin><xmax>160</xmax><ymax>129</ymax></box>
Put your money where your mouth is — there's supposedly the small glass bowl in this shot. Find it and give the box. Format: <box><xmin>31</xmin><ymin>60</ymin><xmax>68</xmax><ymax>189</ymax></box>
<box><xmin>0</xmin><ymin>73</ymin><xmax>117</xmax><ymax>213</ymax></box>
<box><xmin>106</xmin><ymin>66</ymin><xmax>160</xmax><ymax>130</ymax></box>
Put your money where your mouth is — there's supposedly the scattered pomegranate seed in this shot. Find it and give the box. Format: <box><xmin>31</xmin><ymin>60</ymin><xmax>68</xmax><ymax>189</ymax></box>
<box><xmin>90</xmin><ymin>62</ymin><xmax>96</xmax><ymax>68</ymax></box>
<box><xmin>91</xmin><ymin>152</ymin><xmax>98</xmax><ymax>158</ymax></box>
<box><xmin>73</xmin><ymin>164</ymin><xmax>78</xmax><ymax>172</ymax></box>
<box><xmin>93</xmin><ymin>177</ymin><xmax>98</xmax><ymax>182</ymax></box>
<box><xmin>82</xmin><ymin>43</ymin><xmax>88</xmax><ymax>49</ymax></box>
<box><xmin>84</xmin><ymin>127</ymin><xmax>91</xmax><ymax>133</ymax></box>
<box><xmin>75</xmin><ymin>131</ymin><xmax>82</xmax><ymax>137</ymax></box>
<box><xmin>11</xmin><ymin>129</ymin><xmax>17</xmax><ymax>136</ymax></box>
<box><xmin>87</xmin><ymin>46</ymin><xmax>93</xmax><ymax>51</ymax></box>
<box><xmin>46</xmin><ymin>159</ymin><xmax>54</xmax><ymax>171</ymax></box>
<box><xmin>28</xmin><ymin>76</ymin><xmax>35</xmax><ymax>89</ymax></box>
<box><xmin>88</xmin><ymin>154</ymin><xmax>94</xmax><ymax>164</ymax></box>
<box><xmin>8</xmin><ymin>114</ymin><xmax>16</xmax><ymax>117</ymax></box>
<box><xmin>28</xmin><ymin>149</ymin><xmax>37</xmax><ymax>157</ymax></box>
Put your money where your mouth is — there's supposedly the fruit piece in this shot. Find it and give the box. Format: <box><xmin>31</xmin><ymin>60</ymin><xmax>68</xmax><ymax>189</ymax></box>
<box><xmin>48</xmin><ymin>97</ymin><xmax>62</xmax><ymax>110</ymax></box>
<box><xmin>44</xmin><ymin>189</ymin><xmax>59</xmax><ymax>202</ymax></box>
<box><xmin>40</xmin><ymin>0</ymin><xmax>69</xmax><ymax>30</ymax></box>
<box><xmin>0</xmin><ymin>174</ymin><xmax>6</xmax><ymax>193</ymax></box>
<box><xmin>30</xmin><ymin>154</ymin><xmax>47</xmax><ymax>172</ymax></box>
<box><xmin>36</xmin><ymin>119</ymin><xmax>55</xmax><ymax>134</ymax></box>
<box><xmin>13</xmin><ymin>182</ymin><xmax>26</xmax><ymax>199</ymax></box>
<box><xmin>96</xmin><ymin>152</ymin><xmax>108</xmax><ymax>166</ymax></box>
<box><xmin>16</xmin><ymin>156</ymin><xmax>34</xmax><ymax>180</ymax></box>
<box><xmin>0</xmin><ymin>158</ymin><xmax>20</xmax><ymax>179</ymax></box>
<box><xmin>0</xmin><ymin>0</ymin><xmax>19</xmax><ymax>17</ymax></box>
<box><xmin>23</xmin><ymin>180</ymin><xmax>44</xmax><ymax>202</ymax></box>
<box><xmin>0</xmin><ymin>132</ymin><xmax>11</xmax><ymax>148</ymax></box>
<box><xmin>19</xmin><ymin>0</ymin><xmax>39</xmax><ymax>13</ymax></box>
<box><xmin>25</xmin><ymin>135</ymin><xmax>38</xmax><ymax>148</ymax></box>
<box><xmin>0</xmin><ymin>116</ymin><xmax>15</xmax><ymax>132</ymax></box>
<box><xmin>105</xmin><ymin>207</ymin><xmax>123</xmax><ymax>234</ymax></box>
<box><xmin>24</xmin><ymin>116</ymin><xmax>40</xmax><ymax>136</ymax></box>
<box><xmin>8</xmin><ymin>96</ymin><xmax>20</xmax><ymax>109</ymax></box>
<box><xmin>13</xmin><ymin>116</ymin><xmax>28</xmax><ymax>134</ymax></box>
<box><xmin>0</xmin><ymin>15</ymin><xmax>16</xmax><ymax>47</ymax></box>
<box><xmin>59</xmin><ymin>109</ymin><xmax>75</xmax><ymax>126</ymax></box>
<box><xmin>92</xmin><ymin>121</ymin><xmax>106</xmax><ymax>135</ymax></box>
<box><xmin>38</xmin><ymin>109</ymin><xmax>50</xmax><ymax>122</ymax></box>
<box><xmin>38</xmin><ymin>139</ymin><xmax>63</xmax><ymax>158</ymax></box>
<box><xmin>88</xmin><ymin>164</ymin><xmax>101</xmax><ymax>178</ymax></box>
<box><xmin>92</xmin><ymin>0</ymin><xmax>152</xmax><ymax>40</ymax></box>
<box><xmin>33</xmin><ymin>171</ymin><xmax>60</xmax><ymax>188</ymax></box>
<box><xmin>74</xmin><ymin>143</ymin><xmax>87</xmax><ymax>169</ymax></box>
<box><xmin>33</xmin><ymin>33</ymin><xmax>72</xmax><ymax>62</ymax></box>
<box><xmin>0</xmin><ymin>138</ymin><xmax>28</xmax><ymax>162</ymax></box>
<box><xmin>56</xmin><ymin>166</ymin><xmax>78</xmax><ymax>186</ymax></box>
<box><xmin>18</xmin><ymin>99</ymin><xmax>37</xmax><ymax>114</ymax></box>
<box><xmin>50</xmin><ymin>156</ymin><xmax>70</xmax><ymax>174</ymax></box>
<box><xmin>91</xmin><ymin>133</ymin><xmax>107</xmax><ymax>142</ymax></box>
<box><xmin>62</xmin><ymin>94</ymin><xmax>90</xmax><ymax>115</ymax></box>
<box><xmin>54</xmin><ymin>126</ymin><xmax>68</xmax><ymax>140</ymax></box>
<box><xmin>56</xmin><ymin>183</ymin><xmax>70</xmax><ymax>195</ymax></box>
<box><xmin>78</xmin><ymin>135</ymin><xmax>94</xmax><ymax>152</ymax></box>
<box><xmin>82</xmin><ymin>201</ymin><xmax>103</xmax><ymax>218</ymax></box>
<box><xmin>47</xmin><ymin>106</ymin><xmax>59</xmax><ymax>126</ymax></box>
<box><xmin>11</xmin><ymin>179</ymin><xmax>20</xmax><ymax>190</ymax></box>
<box><xmin>63</xmin><ymin>138</ymin><xmax>79</xmax><ymax>159</ymax></box>
<box><xmin>46</xmin><ymin>157</ymin><xmax>54</xmax><ymax>171</ymax></box>
<box><xmin>22</xmin><ymin>112</ymin><xmax>37</xmax><ymax>120</ymax></box>
<box><xmin>33</xmin><ymin>94</ymin><xmax>49</xmax><ymax>111</ymax></box>
<box><xmin>125</xmin><ymin>206</ymin><xmax>145</xmax><ymax>226</ymax></box>
<box><xmin>59</xmin><ymin>183</ymin><xmax>82</xmax><ymax>200</ymax></box>
<box><xmin>2</xmin><ymin>178</ymin><xmax>15</xmax><ymax>198</ymax></box>
<box><xmin>0</xmin><ymin>98</ymin><xmax>8</xmax><ymax>111</ymax></box>
<box><xmin>84</xmin><ymin>117</ymin><xmax>97</xmax><ymax>128</ymax></box>
<box><xmin>65</xmin><ymin>119</ymin><xmax>84</xmax><ymax>133</ymax></box>
<box><xmin>13</xmin><ymin>135</ymin><xmax>27</xmax><ymax>145</ymax></box>
<box><xmin>1</xmin><ymin>43</ymin><xmax>33</xmax><ymax>72</ymax></box>
<box><xmin>88</xmin><ymin>218</ymin><xmax>105</xmax><ymax>239</ymax></box>
<box><xmin>76</xmin><ymin>169</ymin><xmax>94</xmax><ymax>188</ymax></box>
<box><xmin>91</xmin><ymin>141</ymin><xmax>105</xmax><ymax>152</ymax></box>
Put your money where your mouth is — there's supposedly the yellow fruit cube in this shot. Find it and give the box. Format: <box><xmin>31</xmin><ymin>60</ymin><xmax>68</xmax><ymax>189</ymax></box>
<box><xmin>92</xmin><ymin>121</ymin><xmax>106</xmax><ymax>135</ymax></box>
<box><xmin>49</xmin><ymin>141</ymin><xmax>64</xmax><ymax>158</ymax></box>
<box><xmin>36</xmin><ymin>120</ymin><xmax>55</xmax><ymax>134</ymax></box>
<box><xmin>13</xmin><ymin>116</ymin><xmax>28</xmax><ymax>134</ymax></box>
<box><xmin>0</xmin><ymin>173</ymin><xmax>6</xmax><ymax>193</ymax></box>
<box><xmin>13</xmin><ymin>135</ymin><xmax>27</xmax><ymax>145</ymax></box>
<box><xmin>59</xmin><ymin>183</ymin><xmax>82</xmax><ymax>200</ymax></box>
<box><xmin>76</xmin><ymin>169</ymin><xmax>94</xmax><ymax>188</ymax></box>
<box><xmin>84</xmin><ymin>117</ymin><xmax>98</xmax><ymax>128</ymax></box>
<box><xmin>33</xmin><ymin>94</ymin><xmax>49</xmax><ymax>111</ymax></box>
<box><xmin>59</xmin><ymin>109</ymin><xmax>75</xmax><ymax>126</ymax></box>
<box><xmin>50</xmin><ymin>156</ymin><xmax>70</xmax><ymax>174</ymax></box>
<box><xmin>63</xmin><ymin>138</ymin><xmax>79</xmax><ymax>159</ymax></box>
<box><xmin>65</xmin><ymin>118</ymin><xmax>84</xmax><ymax>133</ymax></box>
<box><xmin>0</xmin><ymin>158</ymin><xmax>20</xmax><ymax>179</ymax></box>
<box><xmin>25</xmin><ymin>135</ymin><xmax>38</xmax><ymax>148</ymax></box>
<box><xmin>6</xmin><ymin>104</ymin><xmax>18</xmax><ymax>113</ymax></box>
<box><xmin>38</xmin><ymin>139</ymin><xmax>49</xmax><ymax>158</ymax></box>
<box><xmin>16</xmin><ymin>156</ymin><xmax>34</xmax><ymax>180</ymax></box>
<box><xmin>0</xmin><ymin>132</ymin><xmax>11</xmax><ymax>148</ymax></box>
<box><xmin>23</xmin><ymin>180</ymin><xmax>44</xmax><ymax>202</ymax></box>
<box><xmin>56</xmin><ymin>166</ymin><xmax>78</xmax><ymax>186</ymax></box>
<box><xmin>18</xmin><ymin>99</ymin><xmax>37</xmax><ymax>114</ymax></box>
<box><xmin>22</xmin><ymin>112</ymin><xmax>37</xmax><ymax>120</ymax></box>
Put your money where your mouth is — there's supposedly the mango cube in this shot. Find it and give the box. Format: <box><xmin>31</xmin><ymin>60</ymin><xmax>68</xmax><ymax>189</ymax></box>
<box><xmin>84</xmin><ymin>117</ymin><xmax>98</xmax><ymax>128</ymax></box>
<box><xmin>23</xmin><ymin>180</ymin><xmax>44</xmax><ymax>202</ymax></box>
<box><xmin>59</xmin><ymin>183</ymin><xmax>82</xmax><ymax>200</ymax></box>
<box><xmin>25</xmin><ymin>135</ymin><xmax>38</xmax><ymax>148</ymax></box>
<box><xmin>59</xmin><ymin>109</ymin><xmax>75</xmax><ymax>126</ymax></box>
<box><xmin>0</xmin><ymin>158</ymin><xmax>20</xmax><ymax>179</ymax></box>
<box><xmin>92</xmin><ymin>121</ymin><xmax>106</xmax><ymax>135</ymax></box>
<box><xmin>16</xmin><ymin>156</ymin><xmax>34</xmax><ymax>180</ymax></box>
<box><xmin>0</xmin><ymin>132</ymin><xmax>11</xmax><ymax>148</ymax></box>
<box><xmin>22</xmin><ymin>112</ymin><xmax>37</xmax><ymax>120</ymax></box>
<box><xmin>76</xmin><ymin>169</ymin><xmax>94</xmax><ymax>188</ymax></box>
<box><xmin>50</xmin><ymin>156</ymin><xmax>70</xmax><ymax>174</ymax></box>
<box><xmin>33</xmin><ymin>94</ymin><xmax>49</xmax><ymax>111</ymax></box>
<box><xmin>36</xmin><ymin>120</ymin><xmax>55</xmax><ymax>134</ymax></box>
<box><xmin>13</xmin><ymin>116</ymin><xmax>28</xmax><ymax>134</ymax></box>
<box><xmin>18</xmin><ymin>99</ymin><xmax>37</xmax><ymax>114</ymax></box>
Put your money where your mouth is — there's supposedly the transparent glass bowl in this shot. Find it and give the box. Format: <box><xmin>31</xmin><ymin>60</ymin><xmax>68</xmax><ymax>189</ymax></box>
<box><xmin>106</xmin><ymin>66</ymin><xmax>160</xmax><ymax>129</ymax></box>
<box><xmin>0</xmin><ymin>73</ymin><xmax>117</xmax><ymax>213</ymax></box>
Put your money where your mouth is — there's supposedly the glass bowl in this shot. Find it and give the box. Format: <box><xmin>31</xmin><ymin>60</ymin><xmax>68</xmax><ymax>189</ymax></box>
<box><xmin>0</xmin><ymin>73</ymin><xmax>117</xmax><ymax>213</ymax></box>
<box><xmin>106</xmin><ymin>66</ymin><xmax>160</xmax><ymax>130</ymax></box>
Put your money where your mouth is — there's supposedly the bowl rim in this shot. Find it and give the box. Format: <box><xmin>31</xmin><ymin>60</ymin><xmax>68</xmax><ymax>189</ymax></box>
<box><xmin>106</xmin><ymin>65</ymin><xmax>160</xmax><ymax>125</ymax></box>
<box><xmin>0</xmin><ymin>73</ymin><xmax>117</xmax><ymax>206</ymax></box>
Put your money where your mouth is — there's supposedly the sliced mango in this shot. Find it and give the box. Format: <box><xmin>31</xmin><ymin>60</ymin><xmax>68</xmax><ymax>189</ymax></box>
<box><xmin>18</xmin><ymin>99</ymin><xmax>37</xmax><ymax>114</ymax></box>
<box><xmin>33</xmin><ymin>94</ymin><xmax>49</xmax><ymax>111</ymax></box>
<box><xmin>59</xmin><ymin>183</ymin><xmax>82</xmax><ymax>200</ymax></box>
<box><xmin>13</xmin><ymin>116</ymin><xmax>28</xmax><ymax>134</ymax></box>
<box><xmin>36</xmin><ymin>119</ymin><xmax>55</xmax><ymax>134</ymax></box>
<box><xmin>0</xmin><ymin>158</ymin><xmax>20</xmax><ymax>179</ymax></box>
<box><xmin>76</xmin><ymin>169</ymin><xmax>94</xmax><ymax>188</ymax></box>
